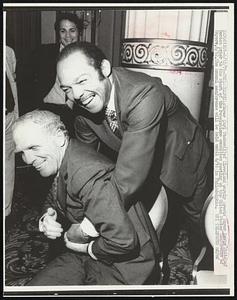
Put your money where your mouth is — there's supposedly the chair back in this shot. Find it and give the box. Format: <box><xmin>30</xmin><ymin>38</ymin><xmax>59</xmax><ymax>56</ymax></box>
<box><xmin>200</xmin><ymin>190</ymin><xmax>214</xmax><ymax>247</ymax></box>
<box><xmin>148</xmin><ymin>185</ymin><xmax>168</xmax><ymax>238</ymax></box>
<box><xmin>191</xmin><ymin>190</ymin><xmax>214</xmax><ymax>284</ymax></box>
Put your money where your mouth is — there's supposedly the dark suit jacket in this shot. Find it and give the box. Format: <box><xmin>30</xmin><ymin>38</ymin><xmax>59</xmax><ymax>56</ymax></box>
<box><xmin>75</xmin><ymin>67</ymin><xmax>210</xmax><ymax>205</ymax></box>
<box><xmin>45</xmin><ymin>139</ymin><xmax>160</xmax><ymax>285</ymax></box>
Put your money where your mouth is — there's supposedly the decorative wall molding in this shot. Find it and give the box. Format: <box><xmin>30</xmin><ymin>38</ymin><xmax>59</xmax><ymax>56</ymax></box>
<box><xmin>121</xmin><ymin>39</ymin><xmax>209</xmax><ymax>71</ymax></box>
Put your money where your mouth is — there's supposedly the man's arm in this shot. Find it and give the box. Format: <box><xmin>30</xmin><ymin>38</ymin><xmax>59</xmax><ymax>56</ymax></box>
<box><xmin>111</xmin><ymin>83</ymin><xmax>165</xmax><ymax>209</ymax></box>
<box><xmin>68</xmin><ymin>165</ymin><xmax>139</xmax><ymax>264</ymax></box>
<box><xmin>75</xmin><ymin>82</ymin><xmax>165</xmax><ymax>210</ymax></box>
<box><xmin>6</xmin><ymin>46</ymin><xmax>19</xmax><ymax>118</ymax></box>
<box><xmin>74</xmin><ymin>115</ymin><xmax>100</xmax><ymax>150</ymax></box>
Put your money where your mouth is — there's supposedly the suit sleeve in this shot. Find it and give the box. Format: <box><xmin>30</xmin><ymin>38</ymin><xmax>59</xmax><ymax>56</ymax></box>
<box><xmin>74</xmin><ymin>115</ymin><xmax>99</xmax><ymax>150</ymax></box>
<box><xmin>74</xmin><ymin>82</ymin><xmax>165</xmax><ymax>210</ymax></box>
<box><xmin>43</xmin><ymin>76</ymin><xmax>66</xmax><ymax>105</ymax></box>
<box><xmin>112</xmin><ymin>83</ymin><xmax>165</xmax><ymax>209</ymax></box>
<box><xmin>6</xmin><ymin>46</ymin><xmax>19</xmax><ymax>118</ymax></box>
<box><xmin>70</xmin><ymin>165</ymin><xmax>139</xmax><ymax>264</ymax></box>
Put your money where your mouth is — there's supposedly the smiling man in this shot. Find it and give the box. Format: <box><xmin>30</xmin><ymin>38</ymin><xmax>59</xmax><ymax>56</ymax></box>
<box><xmin>56</xmin><ymin>41</ymin><xmax>211</xmax><ymax>264</ymax></box>
<box><xmin>12</xmin><ymin>110</ymin><xmax>161</xmax><ymax>285</ymax></box>
<box><xmin>57</xmin><ymin>45</ymin><xmax>112</xmax><ymax>113</ymax></box>
<box><xmin>13</xmin><ymin>114</ymin><xmax>67</xmax><ymax>177</ymax></box>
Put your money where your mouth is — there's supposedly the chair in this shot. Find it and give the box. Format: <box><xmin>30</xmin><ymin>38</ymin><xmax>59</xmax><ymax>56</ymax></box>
<box><xmin>148</xmin><ymin>185</ymin><xmax>168</xmax><ymax>284</ymax></box>
<box><xmin>148</xmin><ymin>185</ymin><xmax>168</xmax><ymax>239</ymax></box>
<box><xmin>190</xmin><ymin>190</ymin><xmax>227</xmax><ymax>285</ymax></box>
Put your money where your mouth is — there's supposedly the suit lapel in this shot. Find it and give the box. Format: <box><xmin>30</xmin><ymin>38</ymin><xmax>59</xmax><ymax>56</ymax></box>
<box><xmin>86</xmin><ymin>118</ymin><xmax>122</xmax><ymax>152</ymax></box>
<box><xmin>57</xmin><ymin>143</ymin><xmax>70</xmax><ymax>213</ymax></box>
<box><xmin>113</xmin><ymin>82</ymin><xmax>123</xmax><ymax>136</ymax></box>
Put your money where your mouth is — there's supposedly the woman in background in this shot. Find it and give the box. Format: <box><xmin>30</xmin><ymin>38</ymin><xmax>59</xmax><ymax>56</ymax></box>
<box><xmin>31</xmin><ymin>13</ymin><xmax>84</xmax><ymax>136</ymax></box>
<box><xmin>32</xmin><ymin>13</ymin><xmax>84</xmax><ymax>107</ymax></box>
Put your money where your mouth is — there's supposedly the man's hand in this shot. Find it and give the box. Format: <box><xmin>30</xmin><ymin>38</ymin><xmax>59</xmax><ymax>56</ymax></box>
<box><xmin>64</xmin><ymin>232</ymin><xmax>89</xmax><ymax>253</ymax></box>
<box><xmin>40</xmin><ymin>208</ymin><xmax>63</xmax><ymax>239</ymax></box>
<box><xmin>66</xmin><ymin>217</ymin><xmax>99</xmax><ymax>244</ymax></box>
<box><xmin>66</xmin><ymin>223</ymin><xmax>91</xmax><ymax>244</ymax></box>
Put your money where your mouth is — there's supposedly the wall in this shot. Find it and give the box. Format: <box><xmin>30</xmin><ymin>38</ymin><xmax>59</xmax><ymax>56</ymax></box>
<box><xmin>121</xmin><ymin>9</ymin><xmax>212</xmax><ymax>120</ymax></box>
<box><xmin>41</xmin><ymin>11</ymin><xmax>56</xmax><ymax>44</ymax></box>
<box><xmin>95</xmin><ymin>10</ymin><xmax>124</xmax><ymax>66</ymax></box>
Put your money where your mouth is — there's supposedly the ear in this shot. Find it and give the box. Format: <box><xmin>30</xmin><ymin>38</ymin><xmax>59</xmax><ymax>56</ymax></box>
<box><xmin>55</xmin><ymin>130</ymin><xmax>67</xmax><ymax>147</ymax></box>
<box><xmin>101</xmin><ymin>59</ymin><xmax>111</xmax><ymax>78</ymax></box>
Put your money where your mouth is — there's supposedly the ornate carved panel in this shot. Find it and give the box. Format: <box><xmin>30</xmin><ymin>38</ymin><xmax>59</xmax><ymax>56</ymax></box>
<box><xmin>121</xmin><ymin>39</ymin><xmax>209</xmax><ymax>72</ymax></box>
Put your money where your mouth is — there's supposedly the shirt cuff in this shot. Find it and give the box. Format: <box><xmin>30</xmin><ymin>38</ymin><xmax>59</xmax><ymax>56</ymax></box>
<box><xmin>38</xmin><ymin>212</ymin><xmax>48</xmax><ymax>232</ymax></box>
<box><xmin>80</xmin><ymin>218</ymin><xmax>99</xmax><ymax>237</ymax></box>
<box><xmin>87</xmin><ymin>241</ymin><xmax>98</xmax><ymax>260</ymax></box>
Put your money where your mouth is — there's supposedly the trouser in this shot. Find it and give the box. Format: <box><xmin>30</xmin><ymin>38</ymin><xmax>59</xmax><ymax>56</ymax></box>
<box><xmin>5</xmin><ymin>111</ymin><xmax>16</xmax><ymax>217</ymax></box>
<box><xmin>26</xmin><ymin>251</ymin><xmax>127</xmax><ymax>286</ymax></box>
<box><xmin>160</xmin><ymin>171</ymin><xmax>210</xmax><ymax>262</ymax></box>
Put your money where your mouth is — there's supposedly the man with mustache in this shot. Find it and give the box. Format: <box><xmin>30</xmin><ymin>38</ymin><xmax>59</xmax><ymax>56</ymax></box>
<box><xmin>56</xmin><ymin>41</ymin><xmax>211</xmax><ymax>263</ymax></box>
<box><xmin>12</xmin><ymin>110</ymin><xmax>161</xmax><ymax>285</ymax></box>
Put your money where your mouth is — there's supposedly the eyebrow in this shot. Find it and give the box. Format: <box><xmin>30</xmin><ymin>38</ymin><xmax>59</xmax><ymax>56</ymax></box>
<box><xmin>60</xmin><ymin>75</ymin><xmax>86</xmax><ymax>88</ymax></box>
<box><xmin>15</xmin><ymin>144</ymin><xmax>40</xmax><ymax>153</ymax></box>
<box><xmin>21</xmin><ymin>144</ymin><xmax>40</xmax><ymax>151</ymax></box>
<box><xmin>59</xmin><ymin>25</ymin><xmax>77</xmax><ymax>29</ymax></box>
<box><xmin>60</xmin><ymin>27</ymin><xmax>77</xmax><ymax>30</ymax></box>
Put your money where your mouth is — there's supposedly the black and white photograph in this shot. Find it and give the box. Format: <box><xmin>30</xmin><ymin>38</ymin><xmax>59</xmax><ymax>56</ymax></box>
<box><xmin>3</xmin><ymin>2</ymin><xmax>234</xmax><ymax>297</ymax></box>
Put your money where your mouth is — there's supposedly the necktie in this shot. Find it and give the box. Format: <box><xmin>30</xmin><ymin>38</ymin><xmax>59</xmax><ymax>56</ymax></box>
<box><xmin>105</xmin><ymin>107</ymin><xmax>120</xmax><ymax>138</ymax></box>
<box><xmin>45</xmin><ymin>174</ymin><xmax>59</xmax><ymax>206</ymax></box>
<box><xmin>51</xmin><ymin>175</ymin><xmax>59</xmax><ymax>201</ymax></box>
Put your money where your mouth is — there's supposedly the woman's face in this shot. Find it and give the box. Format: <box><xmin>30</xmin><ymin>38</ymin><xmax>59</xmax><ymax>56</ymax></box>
<box><xmin>59</xmin><ymin>19</ymin><xmax>79</xmax><ymax>47</ymax></box>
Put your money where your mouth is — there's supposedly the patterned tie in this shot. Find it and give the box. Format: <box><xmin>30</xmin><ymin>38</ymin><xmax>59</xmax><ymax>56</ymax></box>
<box><xmin>105</xmin><ymin>107</ymin><xmax>120</xmax><ymax>138</ymax></box>
<box><xmin>51</xmin><ymin>175</ymin><xmax>59</xmax><ymax>201</ymax></box>
<box><xmin>45</xmin><ymin>174</ymin><xmax>59</xmax><ymax>207</ymax></box>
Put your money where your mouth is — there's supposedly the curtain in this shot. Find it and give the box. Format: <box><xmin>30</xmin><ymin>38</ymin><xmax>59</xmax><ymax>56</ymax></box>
<box><xmin>6</xmin><ymin>10</ymin><xmax>41</xmax><ymax>58</ymax></box>
<box><xmin>6</xmin><ymin>10</ymin><xmax>41</xmax><ymax>115</ymax></box>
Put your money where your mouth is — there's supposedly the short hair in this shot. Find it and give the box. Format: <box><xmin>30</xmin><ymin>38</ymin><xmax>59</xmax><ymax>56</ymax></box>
<box><xmin>58</xmin><ymin>41</ymin><xmax>107</xmax><ymax>74</ymax></box>
<box><xmin>54</xmin><ymin>13</ymin><xmax>84</xmax><ymax>33</ymax></box>
<box><xmin>12</xmin><ymin>110</ymin><xmax>69</xmax><ymax>139</ymax></box>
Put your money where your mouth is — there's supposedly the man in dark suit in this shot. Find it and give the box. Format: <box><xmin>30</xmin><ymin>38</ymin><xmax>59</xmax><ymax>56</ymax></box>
<box><xmin>56</xmin><ymin>42</ymin><xmax>211</xmax><ymax>262</ymax></box>
<box><xmin>12</xmin><ymin>110</ymin><xmax>161</xmax><ymax>285</ymax></box>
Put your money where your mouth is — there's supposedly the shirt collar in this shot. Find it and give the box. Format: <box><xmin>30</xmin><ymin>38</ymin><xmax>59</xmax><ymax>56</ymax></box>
<box><xmin>106</xmin><ymin>75</ymin><xmax>115</xmax><ymax>111</ymax></box>
<box><xmin>59</xmin><ymin>43</ymin><xmax>64</xmax><ymax>52</ymax></box>
<box><xmin>58</xmin><ymin>138</ymin><xmax>69</xmax><ymax>177</ymax></box>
